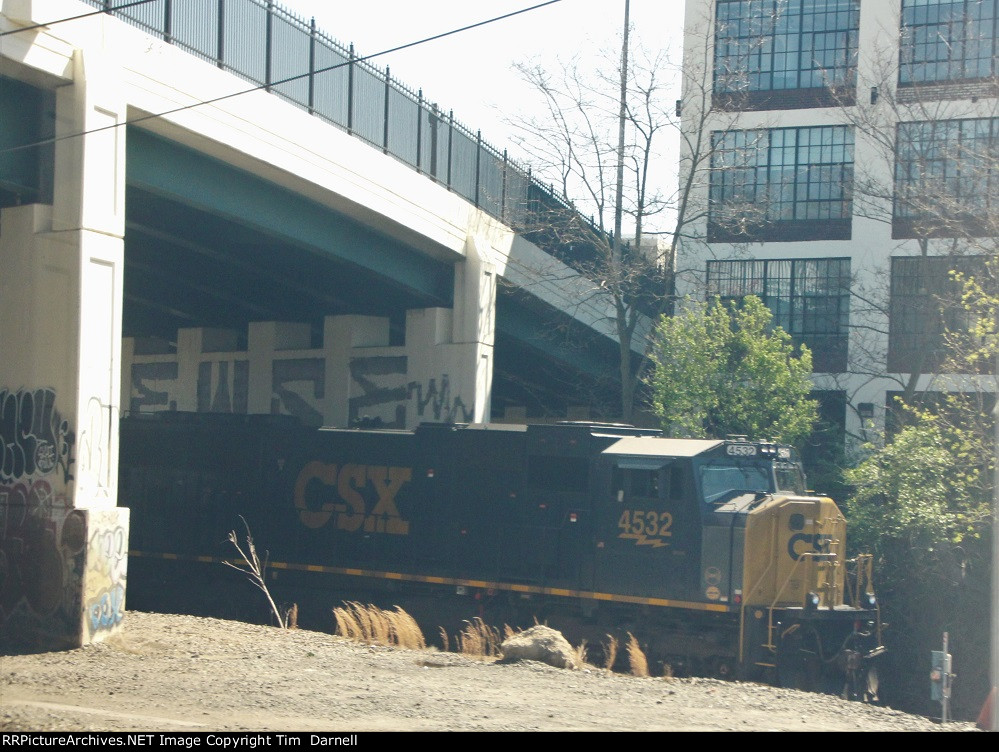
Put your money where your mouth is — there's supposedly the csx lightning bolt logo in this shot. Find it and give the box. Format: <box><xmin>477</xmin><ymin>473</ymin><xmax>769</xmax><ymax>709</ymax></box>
<box><xmin>617</xmin><ymin>509</ymin><xmax>673</xmax><ymax>548</ymax></box>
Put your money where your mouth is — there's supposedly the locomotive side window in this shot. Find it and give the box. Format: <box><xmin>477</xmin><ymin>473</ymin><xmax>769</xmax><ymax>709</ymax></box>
<box><xmin>612</xmin><ymin>462</ymin><xmax>686</xmax><ymax>503</ymax></box>
<box><xmin>629</xmin><ymin>468</ymin><xmax>659</xmax><ymax>500</ymax></box>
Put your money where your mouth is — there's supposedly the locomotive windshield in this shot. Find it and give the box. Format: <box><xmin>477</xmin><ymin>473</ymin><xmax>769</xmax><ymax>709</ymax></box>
<box><xmin>775</xmin><ymin>460</ymin><xmax>807</xmax><ymax>495</ymax></box>
<box><xmin>698</xmin><ymin>462</ymin><xmax>772</xmax><ymax>504</ymax></box>
<box><xmin>699</xmin><ymin>456</ymin><xmax>807</xmax><ymax>504</ymax></box>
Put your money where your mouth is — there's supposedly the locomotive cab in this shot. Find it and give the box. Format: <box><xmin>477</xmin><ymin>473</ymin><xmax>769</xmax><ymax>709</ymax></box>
<box><xmin>597</xmin><ymin>434</ymin><xmax>884</xmax><ymax>695</ymax></box>
<box><xmin>694</xmin><ymin>438</ymin><xmax>883</xmax><ymax>696</ymax></box>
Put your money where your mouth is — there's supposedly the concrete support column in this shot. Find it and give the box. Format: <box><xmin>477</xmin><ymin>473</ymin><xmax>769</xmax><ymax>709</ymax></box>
<box><xmin>0</xmin><ymin>46</ymin><xmax>129</xmax><ymax>649</ymax></box>
<box><xmin>404</xmin><ymin>235</ymin><xmax>495</xmax><ymax>426</ymax></box>
<box><xmin>324</xmin><ymin>315</ymin><xmax>393</xmax><ymax>427</ymax></box>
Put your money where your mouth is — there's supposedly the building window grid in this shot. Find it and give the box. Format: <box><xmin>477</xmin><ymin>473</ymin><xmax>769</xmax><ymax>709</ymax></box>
<box><xmin>888</xmin><ymin>255</ymin><xmax>987</xmax><ymax>372</ymax></box>
<box><xmin>895</xmin><ymin>117</ymin><xmax>999</xmax><ymax>222</ymax></box>
<box><xmin>706</xmin><ymin>258</ymin><xmax>851</xmax><ymax>371</ymax></box>
<box><xmin>714</xmin><ymin>0</ymin><xmax>860</xmax><ymax>93</ymax></box>
<box><xmin>900</xmin><ymin>0</ymin><xmax>998</xmax><ymax>84</ymax></box>
<box><xmin>710</xmin><ymin>125</ymin><xmax>854</xmax><ymax>228</ymax></box>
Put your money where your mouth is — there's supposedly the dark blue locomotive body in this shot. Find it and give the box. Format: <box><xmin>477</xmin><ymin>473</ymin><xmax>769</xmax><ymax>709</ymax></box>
<box><xmin>120</xmin><ymin>412</ymin><xmax>882</xmax><ymax>696</ymax></box>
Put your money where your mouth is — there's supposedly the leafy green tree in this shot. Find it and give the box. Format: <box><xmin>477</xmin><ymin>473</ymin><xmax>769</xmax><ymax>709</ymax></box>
<box><xmin>843</xmin><ymin>411</ymin><xmax>992</xmax><ymax>717</ymax></box>
<box><xmin>846</xmin><ymin>417</ymin><xmax>989</xmax><ymax>557</ymax></box>
<box><xmin>647</xmin><ymin>295</ymin><xmax>818</xmax><ymax>446</ymax></box>
<box><xmin>842</xmin><ymin>262</ymin><xmax>997</xmax><ymax>718</ymax></box>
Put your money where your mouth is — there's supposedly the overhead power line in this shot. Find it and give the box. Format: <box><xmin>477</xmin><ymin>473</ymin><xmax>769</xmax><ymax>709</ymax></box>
<box><xmin>0</xmin><ymin>0</ymin><xmax>563</xmax><ymax>156</ymax></box>
<box><xmin>0</xmin><ymin>0</ymin><xmax>158</xmax><ymax>38</ymax></box>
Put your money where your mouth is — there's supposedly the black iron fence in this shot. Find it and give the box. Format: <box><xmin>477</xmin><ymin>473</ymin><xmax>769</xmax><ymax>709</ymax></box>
<box><xmin>83</xmin><ymin>0</ymin><xmax>569</xmax><ymax>234</ymax></box>
<box><xmin>82</xmin><ymin>0</ymin><xmax>670</xmax><ymax>309</ymax></box>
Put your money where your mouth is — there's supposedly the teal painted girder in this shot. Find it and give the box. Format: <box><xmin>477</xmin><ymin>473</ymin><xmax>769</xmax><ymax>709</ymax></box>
<box><xmin>495</xmin><ymin>292</ymin><xmax>620</xmax><ymax>380</ymax></box>
<box><xmin>123</xmin><ymin>127</ymin><xmax>620</xmax><ymax>396</ymax></box>
<box><xmin>126</xmin><ymin>127</ymin><xmax>452</xmax><ymax>305</ymax></box>
<box><xmin>0</xmin><ymin>76</ymin><xmax>53</xmax><ymax>207</ymax></box>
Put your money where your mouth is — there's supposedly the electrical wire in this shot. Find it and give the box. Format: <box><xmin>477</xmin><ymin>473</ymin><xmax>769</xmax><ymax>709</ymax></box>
<box><xmin>0</xmin><ymin>0</ymin><xmax>158</xmax><ymax>38</ymax></box>
<box><xmin>0</xmin><ymin>0</ymin><xmax>563</xmax><ymax>156</ymax></box>
<box><xmin>0</xmin><ymin>0</ymin><xmax>623</xmax><ymax>328</ymax></box>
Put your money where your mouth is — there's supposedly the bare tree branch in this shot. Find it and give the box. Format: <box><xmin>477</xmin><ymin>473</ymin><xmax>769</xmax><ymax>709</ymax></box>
<box><xmin>224</xmin><ymin>515</ymin><xmax>286</xmax><ymax>629</ymax></box>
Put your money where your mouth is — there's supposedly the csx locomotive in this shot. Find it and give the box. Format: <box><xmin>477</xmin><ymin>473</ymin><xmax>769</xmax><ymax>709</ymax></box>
<box><xmin>120</xmin><ymin>412</ymin><xmax>884</xmax><ymax>698</ymax></box>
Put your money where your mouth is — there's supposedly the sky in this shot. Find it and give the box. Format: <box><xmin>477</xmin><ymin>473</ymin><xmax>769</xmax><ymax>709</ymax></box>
<box><xmin>278</xmin><ymin>0</ymin><xmax>686</xmax><ymax>214</ymax></box>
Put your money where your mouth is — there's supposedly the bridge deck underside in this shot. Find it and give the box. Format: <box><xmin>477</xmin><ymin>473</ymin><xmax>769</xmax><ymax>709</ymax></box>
<box><xmin>123</xmin><ymin>130</ymin><xmax>621</xmax><ymax>420</ymax></box>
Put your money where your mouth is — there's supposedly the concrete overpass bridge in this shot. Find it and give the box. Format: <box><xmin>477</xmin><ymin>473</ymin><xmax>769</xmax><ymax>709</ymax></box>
<box><xmin>0</xmin><ymin>0</ymin><xmax>651</xmax><ymax>648</ymax></box>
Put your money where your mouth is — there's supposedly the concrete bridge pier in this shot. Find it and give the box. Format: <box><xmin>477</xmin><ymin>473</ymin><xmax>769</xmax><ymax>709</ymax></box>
<box><xmin>1</xmin><ymin>43</ymin><xmax>129</xmax><ymax>649</ymax></box>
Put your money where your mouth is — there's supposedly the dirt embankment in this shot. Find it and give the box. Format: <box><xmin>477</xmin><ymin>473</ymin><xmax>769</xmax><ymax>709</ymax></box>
<box><xmin>0</xmin><ymin>612</ymin><xmax>983</xmax><ymax>732</ymax></box>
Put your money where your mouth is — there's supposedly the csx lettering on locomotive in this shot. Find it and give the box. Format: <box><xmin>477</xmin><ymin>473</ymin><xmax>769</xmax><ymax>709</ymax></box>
<box><xmin>294</xmin><ymin>462</ymin><xmax>412</xmax><ymax>534</ymax></box>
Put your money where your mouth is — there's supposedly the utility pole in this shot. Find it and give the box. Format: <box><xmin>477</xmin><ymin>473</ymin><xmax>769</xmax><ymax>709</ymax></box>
<box><xmin>611</xmin><ymin>0</ymin><xmax>630</xmax><ymax>267</ymax></box>
<box><xmin>992</xmin><ymin>350</ymin><xmax>999</xmax><ymax>730</ymax></box>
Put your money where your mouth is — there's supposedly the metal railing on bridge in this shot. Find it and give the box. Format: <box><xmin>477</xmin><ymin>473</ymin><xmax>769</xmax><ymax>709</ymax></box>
<box><xmin>84</xmin><ymin>0</ymin><xmax>670</xmax><ymax>310</ymax></box>
<box><xmin>82</xmin><ymin>2</ymin><xmax>576</xmax><ymax>247</ymax></box>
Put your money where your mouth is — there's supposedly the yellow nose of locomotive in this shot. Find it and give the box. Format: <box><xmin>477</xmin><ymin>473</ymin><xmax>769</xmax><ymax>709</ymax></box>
<box><xmin>742</xmin><ymin>494</ymin><xmax>847</xmax><ymax>609</ymax></box>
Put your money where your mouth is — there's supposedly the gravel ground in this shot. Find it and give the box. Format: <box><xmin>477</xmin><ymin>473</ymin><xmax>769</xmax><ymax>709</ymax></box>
<box><xmin>0</xmin><ymin>611</ymin><xmax>983</xmax><ymax>733</ymax></box>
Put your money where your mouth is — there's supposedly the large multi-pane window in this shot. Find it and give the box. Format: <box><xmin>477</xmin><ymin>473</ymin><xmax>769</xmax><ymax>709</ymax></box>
<box><xmin>893</xmin><ymin>117</ymin><xmax>999</xmax><ymax>238</ymax></box>
<box><xmin>900</xmin><ymin>0</ymin><xmax>999</xmax><ymax>85</ymax></box>
<box><xmin>706</xmin><ymin>257</ymin><xmax>851</xmax><ymax>372</ymax></box>
<box><xmin>887</xmin><ymin>255</ymin><xmax>987</xmax><ymax>372</ymax></box>
<box><xmin>714</xmin><ymin>0</ymin><xmax>860</xmax><ymax>108</ymax></box>
<box><xmin>709</xmin><ymin>125</ymin><xmax>854</xmax><ymax>241</ymax></box>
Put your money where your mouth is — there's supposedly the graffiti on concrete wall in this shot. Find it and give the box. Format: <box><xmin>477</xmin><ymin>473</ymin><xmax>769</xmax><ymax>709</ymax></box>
<box><xmin>348</xmin><ymin>356</ymin><xmax>408</xmax><ymax>428</ymax></box>
<box><xmin>0</xmin><ymin>386</ymin><xmax>88</xmax><ymax>645</ymax></box>
<box><xmin>272</xmin><ymin>358</ymin><xmax>324</xmax><ymax>426</ymax></box>
<box><xmin>0</xmin><ymin>481</ymin><xmax>74</xmax><ymax>621</ymax></box>
<box><xmin>346</xmin><ymin>358</ymin><xmax>474</xmax><ymax>427</ymax></box>
<box><xmin>83</xmin><ymin>512</ymin><xmax>127</xmax><ymax>637</ymax></box>
<box><xmin>129</xmin><ymin>361</ymin><xmax>179</xmax><ymax>414</ymax></box>
<box><xmin>1</xmin><ymin>387</ymin><xmax>75</xmax><ymax>485</ymax></box>
<box><xmin>197</xmin><ymin>360</ymin><xmax>249</xmax><ymax>414</ymax></box>
<box><xmin>407</xmin><ymin>376</ymin><xmax>473</xmax><ymax>424</ymax></box>
<box><xmin>77</xmin><ymin>396</ymin><xmax>113</xmax><ymax>496</ymax></box>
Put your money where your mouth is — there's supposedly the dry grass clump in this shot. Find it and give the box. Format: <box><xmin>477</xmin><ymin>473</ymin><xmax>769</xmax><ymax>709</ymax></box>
<box><xmin>602</xmin><ymin>634</ymin><xmax>619</xmax><ymax>672</ymax></box>
<box><xmin>438</xmin><ymin>627</ymin><xmax>450</xmax><ymax>653</ymax></box>
<box><xmin>626</xmin><ymin>632</ymin><xmax>649</xmax><ymax>677</ymax></box>
<box><xmin>574</xmin><ymin>639</ymin><xmax>589</xmax><ymax>668</ymax></box>
<box><xmin>455</xmin><ymin>617</ymin><xmax>502</xmax><ymax>658</ymax></box>
<box><xmin>332</xmin><ymin>602</ymin><xmax>426</xmax><ymax>649</ymax></box>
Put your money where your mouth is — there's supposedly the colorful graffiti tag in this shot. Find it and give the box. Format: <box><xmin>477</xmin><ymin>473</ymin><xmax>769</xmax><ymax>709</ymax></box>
<box><xmin>83</xmin><ymin>514</ymin><xmax>128</xmax><ymax>637</ymax></box>
<box><xmin>0</xmin><ymin>387</ymin><xmax>129</xmax><ymax>648</ymax></box>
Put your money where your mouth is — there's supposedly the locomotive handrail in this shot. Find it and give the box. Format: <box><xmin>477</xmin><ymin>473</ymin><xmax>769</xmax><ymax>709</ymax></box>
<box><xmin>816</xmin><ymin>514</ymin><xmax>842</xmax><ymax>608</ymax></box>
<box><xmin>846</xmin><ymin>553</ymin><xmax>883</xmax><ymax>646</ymax></box>
<box><xmin>739</xmin><ymin>513</ymin><xmax>781</xmax><ymax>662</ymax></box>
<box><xmin>848</xmin><ymin>554</ymin><xmax>874</xmax><ymax>606</ymax></box>
<box><xmin>765</xmin><ymin>549</ymin><xmax>840</xmax><ymax>655</ymax></box>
